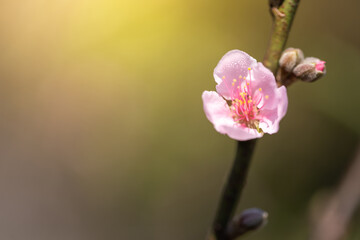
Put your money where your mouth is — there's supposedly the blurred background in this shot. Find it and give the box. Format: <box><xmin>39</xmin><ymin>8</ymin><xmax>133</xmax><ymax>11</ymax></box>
<box><xmin>0</xmin><ymin>0</ymin><xmax>359</xmax><ymax>239</ymax></box>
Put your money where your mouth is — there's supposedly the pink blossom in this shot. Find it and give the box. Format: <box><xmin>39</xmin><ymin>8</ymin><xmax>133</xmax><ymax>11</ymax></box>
<box><xmin>202</xmin><ymin>50</ymin><xmax>288</xmax><ymax>141</ymax></box>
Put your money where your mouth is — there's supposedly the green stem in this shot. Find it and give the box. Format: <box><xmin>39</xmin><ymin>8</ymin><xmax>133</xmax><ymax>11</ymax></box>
<box><xmin>208</xmin><ymin>1</ymin><xmax>301</xmax><ymax>240</ymax></box>
<box><xmin>263</xmin><ymin>0</ymin><xmax>301</xmax><ymax>72</ymax></box>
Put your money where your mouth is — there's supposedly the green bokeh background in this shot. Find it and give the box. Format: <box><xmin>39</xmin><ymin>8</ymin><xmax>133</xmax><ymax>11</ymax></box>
<box><xmin>0</xmin><ymin>0</ymin><xmax>359</xmax><ymax>239</ymax></box>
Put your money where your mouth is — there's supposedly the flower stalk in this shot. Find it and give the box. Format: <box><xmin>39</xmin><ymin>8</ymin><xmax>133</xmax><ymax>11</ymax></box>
<box><xmin>211</xmin><ymin>140</ymin><xmax>257</xmax><ymax>240</ymax></box>
<box><xmin>263</xmin><ymin>0</ymin><xmax>301</xmax><ymax>72</ymax></box>
<box><xmin>207</xmin><ymin>0</ymin><xmax>301</xmax><ymax>239</ymax></box>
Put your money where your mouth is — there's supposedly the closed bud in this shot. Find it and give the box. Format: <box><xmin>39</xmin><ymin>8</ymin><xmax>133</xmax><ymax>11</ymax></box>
<box><xmin>279</xmin><ymin>48</ymin><xmax>304</xmax><ymax>72</ymax></box>
<box><xmin>293</xmin><ymin>57</ymin><xmax>326</xmax><ymax>82</ymax></box>
<box><xmin>226</xmin><ymin>208</ymin><xmax>268</xmax><ymax>239</ymax></box>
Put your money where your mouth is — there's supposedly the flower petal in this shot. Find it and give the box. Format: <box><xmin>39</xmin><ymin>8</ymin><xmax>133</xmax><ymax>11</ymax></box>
<box><xmin>276</xmin><ymin>86</ymin><xmax>288</xmax><ymax>120</ymax></box>
<box><xmin>259</xmin><ymin>86</ymin><xmax>288</xmax><ymax>134</ymax></box>
<box><xmin>250</xmin><ymin>62</ymin><xmax>278</xmax><ymax>110</ymax></box>
<box><xmin>223</xmin><ymin>125</ymin><xmax>263</xmax><ymax>141</ymax></box>
<box><xmin>214</xmin><ymin>50</ymin><xmax>257</xmax><ymax>99</ymax></box>
<box><xmin>202</xmin><ymin>91</ymin><xmax>233</xmax><ymax>134</ymax></box>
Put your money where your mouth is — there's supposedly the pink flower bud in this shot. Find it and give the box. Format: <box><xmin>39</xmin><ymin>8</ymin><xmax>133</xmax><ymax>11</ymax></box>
<box><xmin>293</xmin><ymin>57</ymin><xmax>326</xmax><ymax>82</ymax></box>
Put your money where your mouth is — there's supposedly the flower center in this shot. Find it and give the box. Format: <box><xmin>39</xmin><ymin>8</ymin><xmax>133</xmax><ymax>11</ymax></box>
<box><xmin>224</xmin><ymin>68</ymin><xmax>268</xmax><ymax>133</ymax></box>
<box><xmin>230</xmin><ymin>91</ymin><xmax>261</xmax><ymax>131</ymax></box>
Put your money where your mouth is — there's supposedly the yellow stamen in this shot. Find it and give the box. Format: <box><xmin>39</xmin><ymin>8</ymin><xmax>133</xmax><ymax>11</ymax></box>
<box><xmin>222</xmin><ymin>76</ymin><xmax>225</xmax><ymax>79</ymax></box>
<box><xmin>265</xmin><ymin>95</ymin><xmax>269</xmax><ymax>99</ymax></box>
<box><xmin>241</xmin><ymin>94</ymin><xmax>246</xmax><ymax>102</ymax></box>
<box><xmin>248</xmin><ymin>67</ymin><xmax>251</xmax><ymax>70</ymax></box>
<box><xmin>259</xmin><ymin>88</ymin><xmax>262</xmax><ymax>91</ymax></box>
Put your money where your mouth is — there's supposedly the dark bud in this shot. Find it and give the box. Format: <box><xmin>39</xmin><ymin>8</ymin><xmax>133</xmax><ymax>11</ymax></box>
<box><xmin>226</xmin><ymin>208</ymin><xmax>268</xmax><ymax>239</ymax></box>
